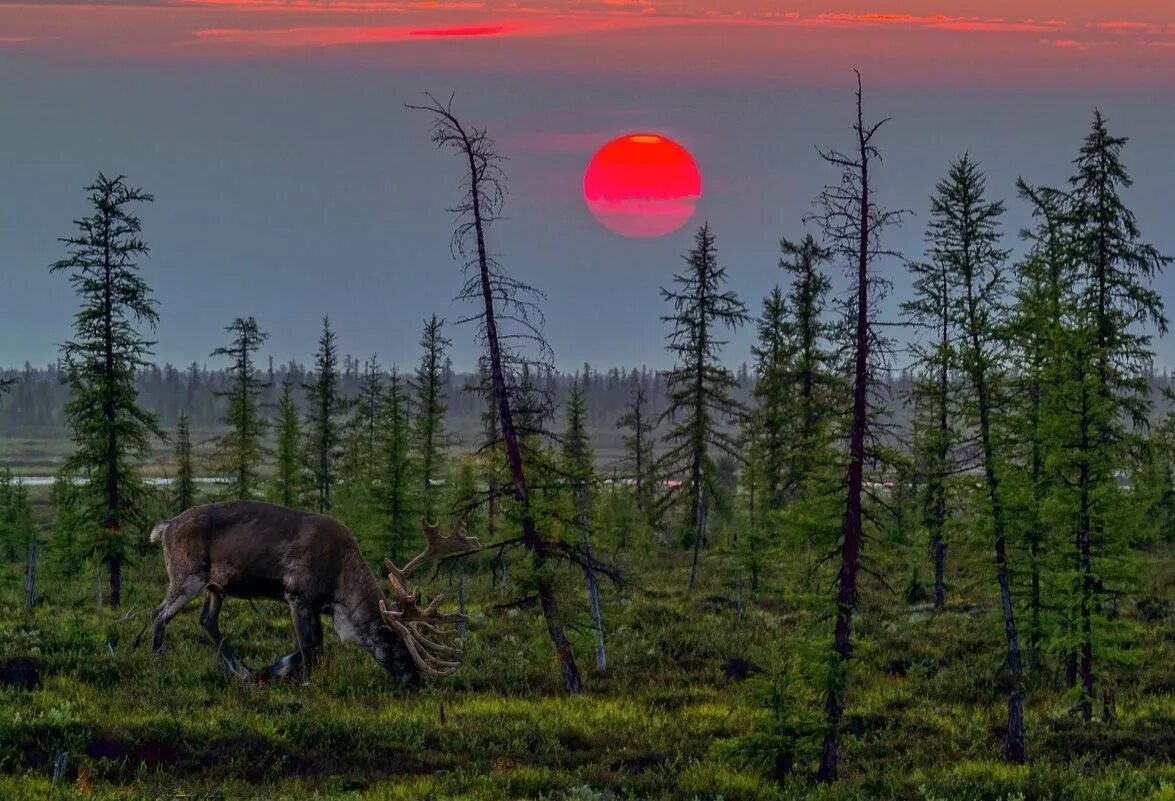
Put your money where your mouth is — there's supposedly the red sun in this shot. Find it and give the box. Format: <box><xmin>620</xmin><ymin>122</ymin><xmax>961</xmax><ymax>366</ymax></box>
<box><xmin>583</xmin><ymin>133</ymin><xmax>702</xmax><ymax>238</ymax></box>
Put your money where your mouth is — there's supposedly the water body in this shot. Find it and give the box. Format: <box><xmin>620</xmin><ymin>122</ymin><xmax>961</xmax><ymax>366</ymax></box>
<box><xmin>12</xmin><ymin>476</ymin><xmax>225</xmax><ymax>487</ymax></box>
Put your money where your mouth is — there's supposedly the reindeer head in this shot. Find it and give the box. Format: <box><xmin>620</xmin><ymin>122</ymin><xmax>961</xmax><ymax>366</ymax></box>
<box><xmin>379</xmin><ymin>517</ymin><xmax>482</xmax><ymax>677</ymax></box>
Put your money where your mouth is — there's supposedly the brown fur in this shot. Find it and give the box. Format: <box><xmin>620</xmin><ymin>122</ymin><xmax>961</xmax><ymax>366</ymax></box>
<box><xmin>148</xmin><ymin>500</ymin><xmax>419</xmax><ymax>686</ymax></box>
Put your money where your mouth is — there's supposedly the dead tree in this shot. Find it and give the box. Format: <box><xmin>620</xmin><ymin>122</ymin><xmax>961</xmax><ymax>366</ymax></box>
<box><xmin>410</xmin><ymin>94</ymin><xmax>619</xmax><ymax>693</ymax></box>
<box><xmin>808</xmin><ymin>71</ymin><xmax>907</xmax><ymax>782</ymax></box>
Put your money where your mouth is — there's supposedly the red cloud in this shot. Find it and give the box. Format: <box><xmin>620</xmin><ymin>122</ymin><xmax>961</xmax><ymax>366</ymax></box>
<box><xmin>809</xmin><ymin>13</ymin><xmax>1065</xmax><ymax>33</ymax></box>
<box><xmin>408</xmin><ymin>25</ymin><xmax>507</xmax><ymax>36</ymax></box>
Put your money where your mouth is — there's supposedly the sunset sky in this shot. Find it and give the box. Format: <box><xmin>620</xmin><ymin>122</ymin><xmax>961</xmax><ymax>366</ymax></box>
<box><xmin>2</xmin><ymin>0</ymin><xmax>1173</xmax><ymax>370</ymax></box>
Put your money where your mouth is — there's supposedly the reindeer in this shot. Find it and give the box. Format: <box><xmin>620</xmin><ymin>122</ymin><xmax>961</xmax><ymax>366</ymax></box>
<box><xmin>146</xmin><ymin>500</ymin><xmax>481</xmax><ymax>685</ymax></box>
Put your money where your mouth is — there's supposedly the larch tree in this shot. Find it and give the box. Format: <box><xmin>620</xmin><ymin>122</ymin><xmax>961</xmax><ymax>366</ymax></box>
<box><xmin>930</xmin><ymin>154</ymin><xmax>1027</xmax><ymax>762</ymax></box>
<box><xmin>808</xmin><ymin>73</ymin><xmax>907</xmax><ymax>782</ymax></box>
<box><xmin>412</xmin><ymin>315</ymin><xmax>451</xmax><ymax>520</ymax></box>
<box><xmin>172</xmin><ymin>411</ymin><xmax>196</xmax><ymax>515</ymax></box>
<box><xmin>210</xmin><ymin>316</ymin><xmax>269</xmax><ymax>501</ymax></box>
<box><xmin>410</xmin><ymin>93</ymin><xmax>614</xmax><ymax>693</ymax></box>
<box><xmin>658</xmin><ymin>222</ymin><xmax>749</xmax><ymax>593</ymax></box>
<box><xmin>51</xmin><ymin>173</ymin><xmax>162</xmax><ymax>607</ymax></box>
<box><xmin>305</xmin><ymin>316</ymin><xmax>344</xmax><ymax>513</ymax></box>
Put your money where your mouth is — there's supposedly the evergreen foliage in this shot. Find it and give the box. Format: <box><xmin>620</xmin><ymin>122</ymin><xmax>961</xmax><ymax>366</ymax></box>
<box><xmin>50</xmin><ymin>173</ymin><xmax>162</xmax><ymax>607</ymax></box>
<box><xmin>210</xmin><ymin>317</ymin><xmax>269</xmax><ymax>501</ymax></box>
<box><xmin>304</xmin><ymin>316</ymin><xmax>343</xmax><ymax>513</ymax></box>
<box><xmin>658</xmin><ymin>222</ymin><xmax>749</xmax><ymax>592</ymax></box>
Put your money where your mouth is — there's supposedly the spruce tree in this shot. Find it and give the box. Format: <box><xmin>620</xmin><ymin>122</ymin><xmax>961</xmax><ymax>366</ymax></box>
<box><xmin>616</xmin><ymin>374</ymin><xmax>654</xmax><ymax>528</ymax></box>
<box><xmin>777</xmin><ymin>234</ymin><xmax>837</xmax><ymax>501</ymax></box>
<box><xmin>903</xmin><ymin>245</ymin><xmax>958</xmax><ymax>609</ymax></box>
<box><xmin>658</xmin><ymin>222</ymin><xmax>748</xmax><ymax>592</ymax></box>
<box><xmin>172</xmin><ymin>411</ymin><xmax>196</xmax><ymax>514</ymax></box>
<box><xmin>210</xmin><ymin>317</ymin><xmax>269</xmax><ymax>500</ymax></box>
<box><xmin>1062</xmin><ymin>112</ymin><xmax>1169</xmax><ymax>720</ymax></box>
<box><xmin>563</xmin><ymin>382</ymin><xmax>606</xmax><ymax>671</ymax></box>
<box><xmin>51</xmin><ymin>173</ymin><xmax>162</xmax><ymax>607</ymax></box>
<box><xmin>412</xmin><ymin>315</ymin><xmax>451</xmax><ymax>520</ymax></box>
<box><xmin>270</xmin><ymin>373</ymin><xmax>304</xmax><ymax>508</ymax></box>
<box><xmin>931</xmin><ymin>154</ymin><xmax>1026</xmax><ymax>761</ymax></box>
<box><xmin>305</xmin><ymin>316</ymin><xmax>343</xmax><ymax>513</ymax></box>
<box><xmin>375</xmin><ymin>369</ymin><xmax>414</xmax><ymax>561</ymax></box>
<box><xmin>338</xmin><ymin>356</ymin><xmax>385</xmax><ymax>536</ymax></box>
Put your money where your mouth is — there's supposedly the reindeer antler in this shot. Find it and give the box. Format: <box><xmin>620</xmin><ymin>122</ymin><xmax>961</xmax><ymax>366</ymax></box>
<box><xmin>385</xmin><ymin>517</ymin><xmax>482</xmax><ymax>589</ymax></box>
<box><xmin>382</xmin><ymin>517</ymin><xmax>482</xmax><ymax>677</ymax></box>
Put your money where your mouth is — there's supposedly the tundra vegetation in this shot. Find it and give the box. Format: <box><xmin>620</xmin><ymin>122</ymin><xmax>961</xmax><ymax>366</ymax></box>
<box><xmin>0</xmin><ymin>81</ymin><xmax>1173</xmax><ymax>800</ymax></box>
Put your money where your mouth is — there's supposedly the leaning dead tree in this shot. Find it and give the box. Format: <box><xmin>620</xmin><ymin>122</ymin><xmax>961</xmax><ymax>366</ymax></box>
<box><xmin>409</xmin><ymin>94</ymin><xmax>618</xmax><ymax>693</ymax></box>
<box><xmin>808</xmin><ymin>71</ymin><xmax>907</xmax><ymax>782</ymax></box>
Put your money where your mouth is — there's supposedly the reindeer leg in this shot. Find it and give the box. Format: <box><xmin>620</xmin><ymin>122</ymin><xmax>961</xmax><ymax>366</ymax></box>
<box><xmin>256</xmin><ymin>599</ymin><xmax>322</xmax><ymax>682</ymax></box>
<box><xmin>150</xmin><ymin>576</ymin><xmax>204</xmax><ymax>656</ymax></box>
<box><xmin>199</xmin><ymin>587</ymin><xmax>252</xmax><ymax>680</ymax></box>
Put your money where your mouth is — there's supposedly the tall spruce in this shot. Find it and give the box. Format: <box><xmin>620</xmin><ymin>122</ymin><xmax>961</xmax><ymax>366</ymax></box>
<box><xmin>172</xmin><ymin>411</ymin><xmax>196</xmax><ymax>514</ymax></box>
<box><xmin>659</xmin><ymin>223</ymin><xmax>749</xmax><ymax>592</ymax></box>
<box><xmin>809</xmin><ymin>73</ymin><xmax>906</xmax><ymax>781</ymax></box>
<box><xmin>210</xmin><ymin>317</ymin><xmax>269</xmax><ymax>500</ymax></box>
<box><xmin>270</xmin><ymin>373</ymin><xmax>304</xmax><ymax>508</ymax></box>
<box><xmin>412</xmin><ymin>315</ymin><xmax>451</xmax><ymax>520</ymax></box>
<box><xmin>1009</xmin><ymin>179</ymin><xmax>1073</xmax><ymax>668</ymax></box>
<box><xmin>1063</xmin><ymin>112</ymin><xmax>1169</xmax><ymax>720</ymax></box>
<box><xmin>305</xmin><ymin>316</ymin><xmax>343</xmax><ymax>513</ymax></box>
<box><xmin>51</xmin><ymin>173</ymin><xmax>161</xmax><ymax>607</ymax></box>
<box><xmin>563</xmin><ymin>382</ymin><xmax>606</xmax><ymax>671</ymax></box>
<box><xmin>930</xmin><ymin>155</ymin><xmax>1026</xmax><ymax>762</ymax></box>
<box><xmin>375</xmin><ymin>369</ymin><xmax>414</xmax><ymax>561</ymax></box>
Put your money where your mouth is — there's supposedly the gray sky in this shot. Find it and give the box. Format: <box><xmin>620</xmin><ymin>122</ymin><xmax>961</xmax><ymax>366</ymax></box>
<box><xmin>2</xmin><ymin>2</ymin><xmax>1173</xmax><ymax>373</ymax></box>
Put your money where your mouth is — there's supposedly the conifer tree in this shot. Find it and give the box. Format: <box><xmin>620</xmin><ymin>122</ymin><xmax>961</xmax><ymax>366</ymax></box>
<box><xmin>931</xmin><ymin>154</ymin><xmax>1026</xmax><ymax>762</ymax></box>
<box><xmin>270</xmin><ymin>373</ymin><xmax>304</xmax><ymax>508</ymax></box>
<box><xmin>659</xmin><ymin>222</ymin><xmax>748</xmax><ymax>592</ymax></box>
<box><xmin>375</xmin><ymin>369</ymin><xmax>414</xmax><ymax>561</ymax></box>
<box><xmin>903</xmin><ymin>243</ymin><xmax>959</xmax><ymax>609</ymax></box>
<box><xmin>305</xmin><ymin>316</ymin><xmax>343</xmax><ymax>513</ymax></box>
<box><xmin>563</xmin><ymin>382</ymin><xmax>606</xmax><ymax>671</ymax></box>
<box><xmin>1009</xmin><ymin>179</ymin><xmax>1073</xmax><ymax>667</ymax></box>
<box><xmin>412</xmin><ymin>315</ymin><xmax>451</xmax><ymax>520</ymax></box>
<box><xmin>616</xmin><ymin>374</ymin><xmax>654</xmax><ymax>527</ymax></box>
<box><xmin>1057</xmin><ymin>113</ymin><xmax>1169</xmax><ymax>720</ymax></box>
<box><xmin>777</xmin><ymin>234</ymin><xmax>837</xmax><ymax>501</ymax></box>
<box><xmin>172</xmin><ymin>411</ymin><xmax>196</xmax><ymax>514</ymax></box>
<box><xmin>210</xmin><ymin>317</ymin><xmax>269</xmax><ymax>500</ymax></box>
<box><xmin>51</xmin><ymin>173</ymin><xmax>162</xmax><ymax>607</ymax></box>
<box><xmin>338</xmin><ymin>356</ymin><xmax>385</xmax><ymax>535</ymax></box>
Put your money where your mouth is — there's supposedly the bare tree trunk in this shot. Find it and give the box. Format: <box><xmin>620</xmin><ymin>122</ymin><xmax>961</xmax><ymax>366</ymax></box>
<box><xmin>817</xmin><ymin>74</ymin><xmax>871</xmax><ymax>784</ymax></box>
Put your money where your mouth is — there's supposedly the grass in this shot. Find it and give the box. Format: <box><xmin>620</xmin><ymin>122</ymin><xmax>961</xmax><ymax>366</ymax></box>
<box><xmin>0</xmin><ymin>529</ymin><xmax>1172</xmax><ymax>800</ymax></box>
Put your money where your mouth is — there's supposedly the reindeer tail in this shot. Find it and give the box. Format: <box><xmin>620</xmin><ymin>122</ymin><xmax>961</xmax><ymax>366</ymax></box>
<box><xmin>149</xmin><ymin>520</ymin><xmax>172</xmax><ymax>544</ymax></box>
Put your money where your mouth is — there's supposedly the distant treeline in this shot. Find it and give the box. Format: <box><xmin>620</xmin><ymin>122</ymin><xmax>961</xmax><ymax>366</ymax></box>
<box><xmin>5</xmin><ymin>360</ymin><xmax>1173</xmax><ymax>443</ymax></box>
<box><xmin>0</xmin><ymin>360</ymin><xmax>756</xmax><ymax>444</ymax></box>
